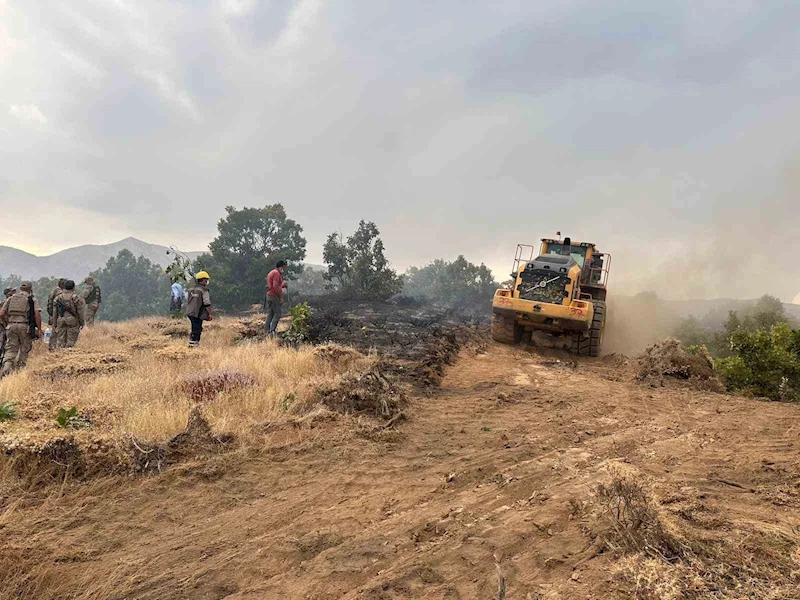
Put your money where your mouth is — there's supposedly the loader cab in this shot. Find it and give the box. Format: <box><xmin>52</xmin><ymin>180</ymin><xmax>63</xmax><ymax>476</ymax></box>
<box><xmin>541</xmin><ymin>237</ymin><xmax>593</xmax><ymax>268</ymax></box>
<box><xmin>540</xmin><ymin>237</ymin><xmax>609</xmax><ymax>294</ymax></box>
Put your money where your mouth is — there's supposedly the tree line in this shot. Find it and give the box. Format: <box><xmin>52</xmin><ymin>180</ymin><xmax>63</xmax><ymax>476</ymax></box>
<box><xmin>1</xmin><ymin>203</ymin><xmax>498</xmax><ymax>321</ymax></box>
<box><xmin>672</xmin><ymin>295</ymin><xmax>800</xmax><ymax>401</ymax></box>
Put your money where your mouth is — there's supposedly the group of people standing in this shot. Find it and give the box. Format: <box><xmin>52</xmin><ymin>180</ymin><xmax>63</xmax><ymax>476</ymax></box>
<box><xmin>0</xmin><ymin>261</ymin><xmax>290</xmax><ymax>373</ymax></box>
<box><xmin>182</xmin><ymin>260</ymin><xmax>289</xmax><ymax>348</ymax></box>
<box><xmin>0</xmin><ymin>277</ymin><xmax>102</xmax><ymax>377</ymax></box>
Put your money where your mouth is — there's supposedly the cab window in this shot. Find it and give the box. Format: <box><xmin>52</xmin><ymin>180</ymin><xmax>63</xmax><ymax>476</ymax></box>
<box><xmin>547</xmin><ymin>244</ymin><xmax>587</xmax><ymax>268</ymax></box>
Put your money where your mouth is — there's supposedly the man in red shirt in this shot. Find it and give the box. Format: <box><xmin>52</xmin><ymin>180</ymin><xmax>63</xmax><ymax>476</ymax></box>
<box><xmin>265</xmin><ymin>260</ymin><xmax>288</xmax><ymax>336</ymax></box>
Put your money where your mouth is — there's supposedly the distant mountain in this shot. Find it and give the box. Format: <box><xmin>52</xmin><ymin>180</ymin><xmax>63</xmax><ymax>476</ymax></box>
<box><xmin>0</xmin><ymin>238</ymin><xmax>204</xmax><ymax>281</ymax></box>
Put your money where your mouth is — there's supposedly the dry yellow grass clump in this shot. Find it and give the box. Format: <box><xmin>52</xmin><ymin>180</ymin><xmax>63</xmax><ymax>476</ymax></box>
<box><xmin>0</xmin><ymin>317</ymin><xmax>373</xmax><ymax>445</ymax></box>
<box><xmin>595</xmin><ymin>466</ymin><xmax>800</xmax><ymax>599</ymax></box>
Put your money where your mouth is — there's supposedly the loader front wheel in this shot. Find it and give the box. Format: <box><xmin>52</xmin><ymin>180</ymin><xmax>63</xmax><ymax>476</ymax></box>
<box><xmin>571</xmin><ymin>301</ymin><xmax>606</xmax><ymax>356</ymax></box>
<box><xmin>492</xmin><ymin>313</ymin><xmax>522</xmax><ymax>345</ymax></box>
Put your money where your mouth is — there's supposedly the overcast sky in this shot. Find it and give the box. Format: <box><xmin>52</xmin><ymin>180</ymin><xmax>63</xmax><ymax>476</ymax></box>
<box><xmin>1</xmin><ymin>0</ymin><xmax>799</xmax><ymax>302</ymax></box>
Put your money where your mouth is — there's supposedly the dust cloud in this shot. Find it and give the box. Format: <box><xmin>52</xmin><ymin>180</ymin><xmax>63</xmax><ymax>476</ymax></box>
<box><xmin>609</xmin><ymin>165</ymin><xmax>800</xmax><ymax>304</ymax></box>
<box><xmin>602</xmin><ymin>294</ymin><xmax>681</xmax><ymax>357</ymax></box>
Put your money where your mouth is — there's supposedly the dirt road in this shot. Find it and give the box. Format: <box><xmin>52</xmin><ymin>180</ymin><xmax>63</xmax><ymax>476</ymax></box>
<box><xmin>2</xmin><ymin>344</ymin><xmax>799</xmax><ymax>599</ymax></box>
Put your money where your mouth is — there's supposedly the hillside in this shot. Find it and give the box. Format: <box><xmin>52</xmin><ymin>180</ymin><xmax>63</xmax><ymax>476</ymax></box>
<box><xmin>1</xmin><ymin>311</ymin><xmax>799</xmax><ymax>599</ymax></box>
<box><xmin>0</xmin><ymin>238</ymin><xmax>204</xmax><ymax>280</ymax></box>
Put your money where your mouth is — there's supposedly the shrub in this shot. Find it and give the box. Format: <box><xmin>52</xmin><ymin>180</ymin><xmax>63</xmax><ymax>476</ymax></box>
<box><xmin>0</xmin><ymin>401</ymin><xmax>18</xmax><ymax>422</ymax></box>
<box><xmin>56</xmin><ymin>407</ymin><xmax>90</xmax><ymax>429</ymax></box>
<box><xmin>716</xmin><ymin>323</ymin><xmax>800</xmax><ymax>401</ymax></box>
<box><xmin>596</xmin><ymin>472</ymin><xmax>683</xmax><ymax>558</ymax></box>
<box><xmin>283</xmin><ymin>302</ymin><xmax>312</xmax><ymax>343</ymax></box>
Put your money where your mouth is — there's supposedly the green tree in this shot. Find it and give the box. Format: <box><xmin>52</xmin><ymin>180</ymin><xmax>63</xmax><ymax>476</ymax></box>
<box><xmin>404</xmin><ymin>255</ymin><xmax>497</xmax><ymax>307</ymax></box>
<box><xmin>723</xmin><ymin>310</ymin><xmax>741</xmax><ymax>336</ymax></box>
<box><xmin>751</xmin><ymin>294</ymin><xmax>786</xmax><ymax>330</ymax></box>
<box><xmin>90</xmin><ymin>250</ymin><xmax>170</xmax><ymax>321</ymax></box>
<box><xmin>674</xmin><ymin>315</ymin><xmax>710</xmax><ymax>348</ymax></box>
<box><xmin>323</xmin><ymin>221</ymin><xmax>403</xmax><ymax>300</ymax></box>
<box><xmin>716</xmin><ymin>322</ymin><xmax>800</xmax><ymax>401</ymax></box>
<box><xmin>197</xmin><ymin>204</ymin><xmax>306</xmax><ymax>311</ymax></box>
<box><xmin>675</xmin><ymin>296</ymin><xmax>792</xmax><ymax>359</ymax></box>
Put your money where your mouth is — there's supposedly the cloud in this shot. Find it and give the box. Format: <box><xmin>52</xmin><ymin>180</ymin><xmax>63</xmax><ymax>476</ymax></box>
<box><xmin>2</xmin><ymin>1</ymin><xmax>800</xmax><ymax>301</ymax></box>
<box><xmin>138</xmin><ymin>68</ymin><xmax>202</xmax><ymax>122</ymax></box>
<box><xmin>8</xmin><ymin>103</ymin><xmax>47</xmax><ymax>126</ymax></box>
<box><xmin>219</xmin><ymin>0</ymin><xmax>257</xmax><ymax>18</ymax></box>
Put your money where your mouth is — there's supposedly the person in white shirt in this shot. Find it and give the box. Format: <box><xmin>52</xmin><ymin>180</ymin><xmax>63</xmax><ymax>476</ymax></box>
<box><xmin>170</xmin><ymin>281</ymin><xmax>186</xmax><ymax>313</ymax></box>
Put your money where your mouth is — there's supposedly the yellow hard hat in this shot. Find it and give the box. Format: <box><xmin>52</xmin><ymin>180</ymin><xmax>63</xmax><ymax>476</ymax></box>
<box><xmin>195</xmin><ymin>271</ymin><xmax>210</xmax><ymax>280</ymax></box>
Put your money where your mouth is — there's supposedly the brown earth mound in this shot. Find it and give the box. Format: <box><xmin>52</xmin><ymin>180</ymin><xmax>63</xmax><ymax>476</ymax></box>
<box><xmin>234</xmin><ymin>316</ymin><xmax>266</xmax><ymax>339</ymax></box>
<box><xmin>130</xmin><ymin>406</ymin><xmax>232</xmax><ymax>474</ymax></box>
<box><xmin>1</xmin><ymin>435</ymin><xmax>120</xmax><ymax>482</ymax></box>
<box><xmin>154</xmin><ymin>346</ymin><xmax>192</xmax><ymax>361</ymax></box>
<box><xmin>312</xmin><ymin>343</ymin><xmax>364</xmax><ymax>366</ymax></box>
<box><xmin>637</xmin><ymin>339</ymin><xmax>724</xmax><ymax>392</ymax></box>
<box><xmin>37</xmin><ymin>351</ymin><xmax>128</xmax><ymax>380</ymax></box>
<box><xmin>127</xmin><ymin>336</ymin><xmax>169</xmax><ymax>351</ymax></box>
<box><xmin>317</xmin><ymin>365</ymin><xmax>406</xmax><ymax>418</ymax></box>
<box><xmin>176</xmin><ymin>370</ymin><xmax>257</xmax><ymax>402</ymax></box>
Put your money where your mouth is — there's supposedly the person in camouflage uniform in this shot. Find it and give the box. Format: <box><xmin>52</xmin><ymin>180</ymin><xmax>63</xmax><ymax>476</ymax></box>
<box><xmin>0</xmin><ymin>282</ymin><xmax>41</xmax><ymax>376</ymax></box>
<box><xmin>47</xmin><ymin>278</ymin><xmax>66</xmax><ymax>350</ymax></box>
<box><xmin>82</xmin><ymin>277</ymin><xmax>101</xmax><ymax>326</ymax></box>
<box><xmin>0</xmin><ymin>287</ymin><xmax>16</xmax><ymax>362</ymax></box>
<box><xmin>54</xmin><ymin>280</ymin><xmax>85</xmax><ymax>348</ymax></box>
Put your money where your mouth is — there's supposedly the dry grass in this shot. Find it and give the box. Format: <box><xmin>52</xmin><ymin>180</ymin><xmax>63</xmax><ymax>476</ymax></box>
<box><xmin>0</xmin><ymin>317</ymin><xmax>374</xmax><ymax>446</ymax></box>
<box><xmin>595</xmin><ymin>466</ymin><xmax>800</xmax><ymax>599</ymax></box>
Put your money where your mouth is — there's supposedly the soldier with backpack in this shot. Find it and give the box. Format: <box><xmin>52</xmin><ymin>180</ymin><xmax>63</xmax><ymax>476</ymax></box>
<box><xmin>0</xmin><ymin>287</ymin><xmax>15</xmax><ymax>366</ymax></box>
<box><xmin>47</xmin><ymin>278</ymin><xmax>66</xmax><ymax>350</ymax></box>
<box><xmin>82</xmin><ymin>277</ymin><xmax>102</xmax><ymax>325</ymax></box>
<box><xmin>54</xmin><ymin>280</ymin><xmax>86</xmax><ymax>348</ymax></box>
<box><xmin>0</xmin><ymin>282</ymin><xmax>41</xmax><ymax>376</ymax></box>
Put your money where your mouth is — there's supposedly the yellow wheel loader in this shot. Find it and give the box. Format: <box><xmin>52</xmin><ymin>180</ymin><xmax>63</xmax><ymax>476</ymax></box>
<box><xmin>491</xmin><ymin>236</ymin><xmax>610</xmax><ymax>356</ymax></box>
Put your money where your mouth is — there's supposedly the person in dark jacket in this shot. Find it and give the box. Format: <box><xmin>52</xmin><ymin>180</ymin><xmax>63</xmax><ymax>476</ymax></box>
<box><xmin>186</xmin><ymin>272</ymin><xmax>213</xmax><ymax>348</ymax></box>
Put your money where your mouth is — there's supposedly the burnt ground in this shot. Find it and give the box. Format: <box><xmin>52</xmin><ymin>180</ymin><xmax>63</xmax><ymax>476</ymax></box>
<box><xmin>305</xmin><ymin>298</ymin><xmax>488</xmax><ymax>386</ymax></box>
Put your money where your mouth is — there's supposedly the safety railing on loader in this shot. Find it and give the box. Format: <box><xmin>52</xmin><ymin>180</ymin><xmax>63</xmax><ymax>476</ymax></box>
<box><xmin>585</xmin><ymin>253</ymin><xmax>611</xmax><ymax>287</ymax></box>
<box><xmin>510</xmin><ymin>244</ymin><xmax>539</xmax><ymax>280</ymax></box>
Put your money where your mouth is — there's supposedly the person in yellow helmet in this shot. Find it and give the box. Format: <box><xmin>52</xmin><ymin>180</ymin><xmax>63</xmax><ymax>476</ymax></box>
<box><xmin>186</xmin><ymin>271</ymin><xmax>213</xmax><ymax>348</ymax></box>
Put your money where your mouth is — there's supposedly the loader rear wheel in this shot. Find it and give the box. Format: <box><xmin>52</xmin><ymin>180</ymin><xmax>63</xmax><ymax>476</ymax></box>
<box><xmin>492</xmin><ymin>313</ymin><xmax>522</xmax><ymax>345</ymax></box>
<box><xmin>570</xmin><ymin>301</ymin><xmax>606</xmax><ymax>357</ymax></box>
